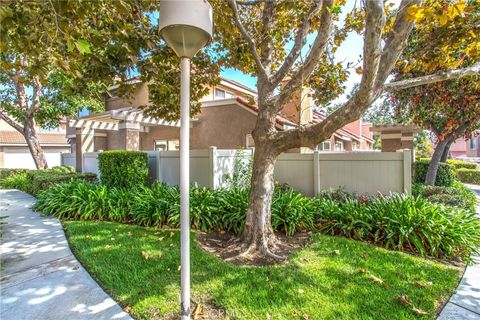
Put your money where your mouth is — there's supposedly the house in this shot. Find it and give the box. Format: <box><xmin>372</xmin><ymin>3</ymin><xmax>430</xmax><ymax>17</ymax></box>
<box><xmin>67</xmin><ymin>77</ymin><xmax>374</xmax><ymax>171</ymax></box>
<box><xmin>447</xmin><ymin>133</ymin><xmax>480</xmax><ymax>159</ymax></box>
<box><xmin>0</xmin><ymin>119</ymin><xmax>70</xmax><ymax>168</ymax></box>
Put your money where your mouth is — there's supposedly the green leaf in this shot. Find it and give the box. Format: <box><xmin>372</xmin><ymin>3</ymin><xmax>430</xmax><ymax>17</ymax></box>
<box><xmin>76</xmin><ymin>39</ymin><xmax>91</xmax><ymax>54</ymax></box>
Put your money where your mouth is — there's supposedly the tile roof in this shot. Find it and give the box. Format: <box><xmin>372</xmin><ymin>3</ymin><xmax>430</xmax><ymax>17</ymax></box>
<box><xmin>0</xmin><ymin>130</ymin><xmax>69</xmax><ymax>146</ymax></box>
<box><xmin>235</xmin><ymin>97</ymin><xmax>297</xmax><ymax>128</ymax></box>
<box><xmin>312</xmin><ymin>111</ymin><xmax>374</xmax><ymax>143</ymax></box>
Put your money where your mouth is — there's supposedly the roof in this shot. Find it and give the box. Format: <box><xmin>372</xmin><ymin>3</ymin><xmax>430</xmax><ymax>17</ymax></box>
<box><xmin>235</xmin><ymin>97</ymin><xmax>297</xmax><ymax>128</ymax></box>
<box><xmin>312</xmin><ymin>111</ymin><xmax>375</xmax><ymax>143</ymax></box>
<box><xmin>219</xmin><ymin>76</ymin><xmax>257</xmax><ymax>95</ymax></box>
<box><xmin>0</xmin><ymin>131</ymin><xmax>69</xmax><ymax>146</ymax></box>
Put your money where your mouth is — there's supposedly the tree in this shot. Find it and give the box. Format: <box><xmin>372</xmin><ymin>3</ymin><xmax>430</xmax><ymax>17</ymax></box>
<box><xmin>0</xmin><ymin>0</ymin><xmax>218</xmax><ymax>169</ymax></box>
<box><xmin>210</xmin><ymin>0</ymin><xmax>479</xmax><ymax>259</ymax></box>
<box><xmin>391</xmin><ymin>0</ymin><xmax>480</xmax><ymax>185</ymax></box>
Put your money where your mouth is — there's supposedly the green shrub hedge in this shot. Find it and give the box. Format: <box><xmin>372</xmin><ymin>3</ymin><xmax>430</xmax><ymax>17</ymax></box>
<box><xmin>98</xmin><ymin>150</ymin><xmax>148</xmax><ymax>189</ymax></box>
<box><xmin>457</xmin><ymin>168</ymin><xmax>480</xmax><ymax>185</ymax></box>
<box><xmin>34</xmin><ymin>181</ymin><xmax>480</xmax><ymax>261</ymax></box>
<box><xmin>0</xmin><ymin>168</ymin><xmax>29</xmax><ymax>180</ymax></box>
<box><xmin>448</xmin><ymin>160</ymin><xmax>478</xmax><ymax>170</ymax></box>
<box><xmin>414</xmin><ymin>159</ymin><xmax>455</xmax><ymax>187</ymax></box>
<box><xmin>0</xmin><ymin>168</ymin><xmax>96</xmax><ymax>196</ymax></box>
<box><xmin>412</xmin><ymin>181</ymin><xmax>477</xmax><ymax>212</ymax></box>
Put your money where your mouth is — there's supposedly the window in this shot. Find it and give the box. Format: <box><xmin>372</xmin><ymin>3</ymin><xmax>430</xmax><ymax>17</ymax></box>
<box><xmin>470</xmin><ymin>137</ymin><xmax>478</xmax><ymax>150</ymax></box>
<box><xmin>246</xmin><ymin>134</ymin><xmax>255</xmax><ymax>148</ymax></box>
<box><xmin>154</xmin><ymin>139</ymin><xmax>179</xmax><ymax>151</ymax></box>
<box><xmin>215</xmin><ymin>88</ymin><xmax>235</xmax><ymax>100</ymax></box>
<box><xmin>352</xmin><ymin>142</ymin><xmax>359</xmax><ymax>150</ymax></box>
<box><xmin>317</xmin><ymin>141</ymin><xmax>331</xmax><ymax>151</ymax></box>
<box><xmin>215</xmin><ymin>88</ymin><xmax>226</xmax><ymax>99</ymax></box>
<box><xmin>335</xmin><ymin>141</ymin><xmax>343</xmax><ymax>151</ymax></box>
<box><xmin>39</xmin><ymin>126</ymin><xmax>60</xmax><ymax>133</ymax></box>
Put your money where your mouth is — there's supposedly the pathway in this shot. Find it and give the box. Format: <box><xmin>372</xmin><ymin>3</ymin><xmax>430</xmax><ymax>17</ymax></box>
<box><xmin>438</xmin><ymin>184</ymin><xmax>480</xmax><ymax>320</ymax></box>
<box><xmin>0</xmin><ymin>189</ymin><xmax>132</xmax><ymax>320</ymax></box>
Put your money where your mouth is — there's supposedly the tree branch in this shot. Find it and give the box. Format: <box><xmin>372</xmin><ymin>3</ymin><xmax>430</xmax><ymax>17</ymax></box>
<box><xmin>273</xmin><ymin>0</ymin><xmax>386</xmax><ymax>151</ymax></box>
<box><xmin>273</xmin><ymin>0</ymin><xmax>334</xmax><ymax>111</ymax></box>
<box><xmin>29</xmin><ymin>76</ymin><xmax>42</xmax><ymax>117</ymax></box>
<box><xmin>384</xmin><ymin>62</ymin><xmax>480</xmax><ymax>91</ymax></box>
<box><xmin>374</xmin><ymin>0</ymin><xmax>421</xmax><ymax>88</ymax></box>
<box><xmin>227</xmin><ymin>0</ymin><xmax>268</xmax><ymax>81</ymax></box>
<box><xmin>259</xmin><ymin>0</ymin><xmax>275</xmax><ymax>71</ymax></box>
<box><xmin>270</xmin><ymin>0</ymin><xmax>323</xmax><ymax>88</ymax></box>
<box><xmin>0</xmin><ymin>109</ymin><xmax>24</xmax><ymax>133</ymax></box>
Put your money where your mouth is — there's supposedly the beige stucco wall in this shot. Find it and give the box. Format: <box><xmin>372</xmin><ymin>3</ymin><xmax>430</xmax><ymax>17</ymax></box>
<box><xmin>190</xmin><ymin>103</ymin><xmax>257</xmax><ymax>149</ymax></box>
<box><xmin>106</xmin><ymin>83</ymin><xmax>150</xmax><ymax>110</ymax></box>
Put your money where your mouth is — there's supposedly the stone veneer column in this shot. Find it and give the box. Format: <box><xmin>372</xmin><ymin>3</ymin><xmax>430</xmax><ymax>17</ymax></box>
<box><xmin>118</xmin><ymin>121</ymin><xmax>140</xmax><ymax>151</ymax></box>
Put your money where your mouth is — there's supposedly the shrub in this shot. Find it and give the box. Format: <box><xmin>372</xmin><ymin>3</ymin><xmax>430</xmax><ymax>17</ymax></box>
<box><xmin>272</xmin><ymin>186</ymin><xmax>316</xmax><ymax>235</ymax></box>
<box><xmin>456</xmin><ymin>168</ymin><xmax>480</xmax><ymax>185</ymax></box>
<box><xmin>448</xmin><ymin>160</ymin><xmax>478</xmax><ymax>170</ymax></box>
<box><xmin>34</xmin><ymin>180</ymin><xmax>480</xmax><ymax>261</ymax></box>
<box><xmin>316</xmin><ymin>194</ymin><xmax>480</xmax><ymax>260</ymax></box>
<box><xmin>0</xmin><ymin>171</ymin><xmax>30</xmax><ymax>191</ymax></box>
<box><xmin>414</xmin><ymin>159</ymin><xmax>455</xmax><ymax>187</ymax></box>
<box><xmin>318</xmin><ymin>187</ymin><xmax>357</xmax><ymax>203</ymax></box>
<box><xmin>0</xmin><ymin>168</ymin><xmax>95</xmax><ymax>195</ymax></box>
<box><xmin>0</xmin><ymin>168</ymin><xmax>29</xmax><ymax>180</ymax></box>
<box><xmin>413</xmin><ymin>181</ymin><xmax>477</xmax><ymax>212</ymax></box>
<box><xmin>130</xmin><ymin>183</ymin><xmax>179</xmax><ymax>227</ymax></box>
<box><xmin>98</xmin><ymin>150</ymin><xmax>148</xmax><ymax>189</ymax></box>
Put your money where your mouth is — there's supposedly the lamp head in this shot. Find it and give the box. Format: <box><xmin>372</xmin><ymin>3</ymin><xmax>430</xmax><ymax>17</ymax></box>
<box><xmin>159</xmin><ymin>0</ymin><xmax>213</xmax><ymax>59</ymax></box>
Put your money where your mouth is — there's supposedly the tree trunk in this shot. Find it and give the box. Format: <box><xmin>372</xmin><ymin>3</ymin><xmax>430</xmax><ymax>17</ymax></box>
<box><xmin>440</xmin><ymin>139</ymin><xmax>453</xmax><ymax>162</ymax></box>
<box><xmin>240</xmin><ymin>141</ymin><xmax>282</xmax><ymax>259</ymax></box>
<box><xmin>24</xmin><ymin>118</ymin><xmax>48</xmax><ymax>169</ymax></box>
<box><xmin>425</xmin><ymin>139</ymin><xmax>448</xmax><ymax>185</ymax></box>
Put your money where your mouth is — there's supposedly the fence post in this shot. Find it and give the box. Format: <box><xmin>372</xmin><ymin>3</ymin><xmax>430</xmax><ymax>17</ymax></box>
<box><xmin>313</xmin><ymin>150</ymin><xmax>321</xmax><ymax>195</ymax></box>
<box><xmin>208</xmin><ymin>146</ymin><xmax>217</xmax><ymax>189</ymax></box>
<box><xmin>402</xmin><ymin>149</ymin><xmax>412</xmax><ymax>195</ymax></box>
<box><xmin>156</xmin><ymin>151</ymin><xmax>163</xmax><ymax>182</ymax></box>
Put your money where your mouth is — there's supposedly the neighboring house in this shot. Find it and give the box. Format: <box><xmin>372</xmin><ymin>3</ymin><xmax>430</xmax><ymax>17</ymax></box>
<box><xmin>67</xmin><ymin>77</ymin><xmax>374</xmax><ymax>171</ymax></box>
<box><xmin>0</xmin><ymin>120</ymin><xmax>70</xmax><ymax>168</ymax></box>
<box><xmin>448</xmin><ymin>133</ymin><xmax>480</xmax><ymax>159</ymax></box>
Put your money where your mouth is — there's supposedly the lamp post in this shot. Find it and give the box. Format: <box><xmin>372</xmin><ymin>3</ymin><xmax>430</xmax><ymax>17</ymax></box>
<box><xmin>158</xmin><ymin>1</ymin><xmax>213</xmax><ymax>319</ymax></box>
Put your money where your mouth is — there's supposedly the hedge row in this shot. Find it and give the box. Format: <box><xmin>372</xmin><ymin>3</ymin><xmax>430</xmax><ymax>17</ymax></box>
<box><xmin>98</xmin><ymin>150</ymin><xmax>148</xmax><ymax>189</ymax></box>
<box><xmin>412</xmin><ymin>181</ymin><xmax>477</xmax><ymax>213</ymax></box>
<box><xmin>457</xmin><ymin>168</ymin><xmax>480</xmax><ymax>185</ymax></box>
<box><xmin>413</xmin><ymin>159</ymin><xmax>456</xmax><ymax>187</ymax></box>
<box><xmin>34</xmin><ymin>180</ymin><xmax>480</xmax><ymax>261</ymax></box>
<box><xmin>0</xmin><ymin>167</ymin><xmax>96</xmax><ymax>196</ymax></box>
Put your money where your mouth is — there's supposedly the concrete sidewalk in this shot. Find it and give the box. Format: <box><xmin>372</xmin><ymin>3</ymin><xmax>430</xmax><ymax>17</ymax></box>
<box><xmin>438</xmin><ymin>184</ymin><xmax>480</xmax><ymax>320</ymax></box>
<box><xmin>0</xmin><ymin>189</ymin><xmax>131</xmax><ymax>320</ymax></box>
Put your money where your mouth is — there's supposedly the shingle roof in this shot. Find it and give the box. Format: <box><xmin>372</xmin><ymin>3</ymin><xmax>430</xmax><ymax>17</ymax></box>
<box><xmin>0</xmin><ymin>131</ymin><xmax>69</xmax><ymax>146</ymax></box>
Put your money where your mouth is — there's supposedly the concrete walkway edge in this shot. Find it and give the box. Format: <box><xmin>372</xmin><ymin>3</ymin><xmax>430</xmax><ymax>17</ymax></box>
<box><xmin>437</xmin><ymin>184</ymin><xmax>480</xmax><ymax>320</ymax></box>
<box><xmin>0</xmin><ymin>189</ymin><xmax>132</xmax><ymax>320</ymax></box>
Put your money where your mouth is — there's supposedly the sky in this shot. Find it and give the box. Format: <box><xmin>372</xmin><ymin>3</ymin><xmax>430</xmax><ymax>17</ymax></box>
<box><xmin>219</xmin><ymin>0</ymin><xmax>401</xmax><ymax>104</ymax></box>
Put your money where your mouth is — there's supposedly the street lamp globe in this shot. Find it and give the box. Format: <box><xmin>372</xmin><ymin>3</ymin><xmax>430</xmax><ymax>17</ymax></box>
<box><xmin>159</xmin><ymin>0</ymin><xmax>213</xmax><ymax>58</ymax></box>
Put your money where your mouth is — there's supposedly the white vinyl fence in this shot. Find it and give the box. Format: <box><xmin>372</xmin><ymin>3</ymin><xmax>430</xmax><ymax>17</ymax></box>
<box><xmin>62</xmin><ymin>148</ymin><xmax>411</xmax><ymax>195</ymax></box>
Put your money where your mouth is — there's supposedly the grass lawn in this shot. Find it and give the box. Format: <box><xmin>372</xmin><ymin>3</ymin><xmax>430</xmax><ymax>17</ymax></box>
<box><xmin>64</xmin><ymin>221</ymin><xmax>461</xmax><ymax>320</ymax></box>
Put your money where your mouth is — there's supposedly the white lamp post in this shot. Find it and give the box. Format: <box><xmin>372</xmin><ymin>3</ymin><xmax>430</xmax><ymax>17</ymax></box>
<box><xmin>158</xmin><ymin>1</ymin><xmax>213</xmax><ymax>319</ymax></box>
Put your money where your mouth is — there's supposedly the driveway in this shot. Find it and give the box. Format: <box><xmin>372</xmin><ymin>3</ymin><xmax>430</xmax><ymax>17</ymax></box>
<box><xmin>0</xmin><ymin>189</ymin><xmax>132</xmax><ymax>320</ymax></box>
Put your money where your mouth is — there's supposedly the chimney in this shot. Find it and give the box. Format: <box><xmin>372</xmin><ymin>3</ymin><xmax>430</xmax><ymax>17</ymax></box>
<box><xmin>279</xmin><ymin>81</ymin><xmax>313</xmax><ymax>126</ymax></box>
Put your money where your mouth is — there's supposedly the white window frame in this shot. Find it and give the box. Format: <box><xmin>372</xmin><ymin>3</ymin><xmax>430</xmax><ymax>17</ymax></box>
<box><xmin>335</xmin><ymin>141</ymin><xmax>343</xmax><ymax>151</ymax></box>
<box><xmin>154</xmin><ymin>139</ymin><xmax>179</xmax><ymax>151</ymax></box>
